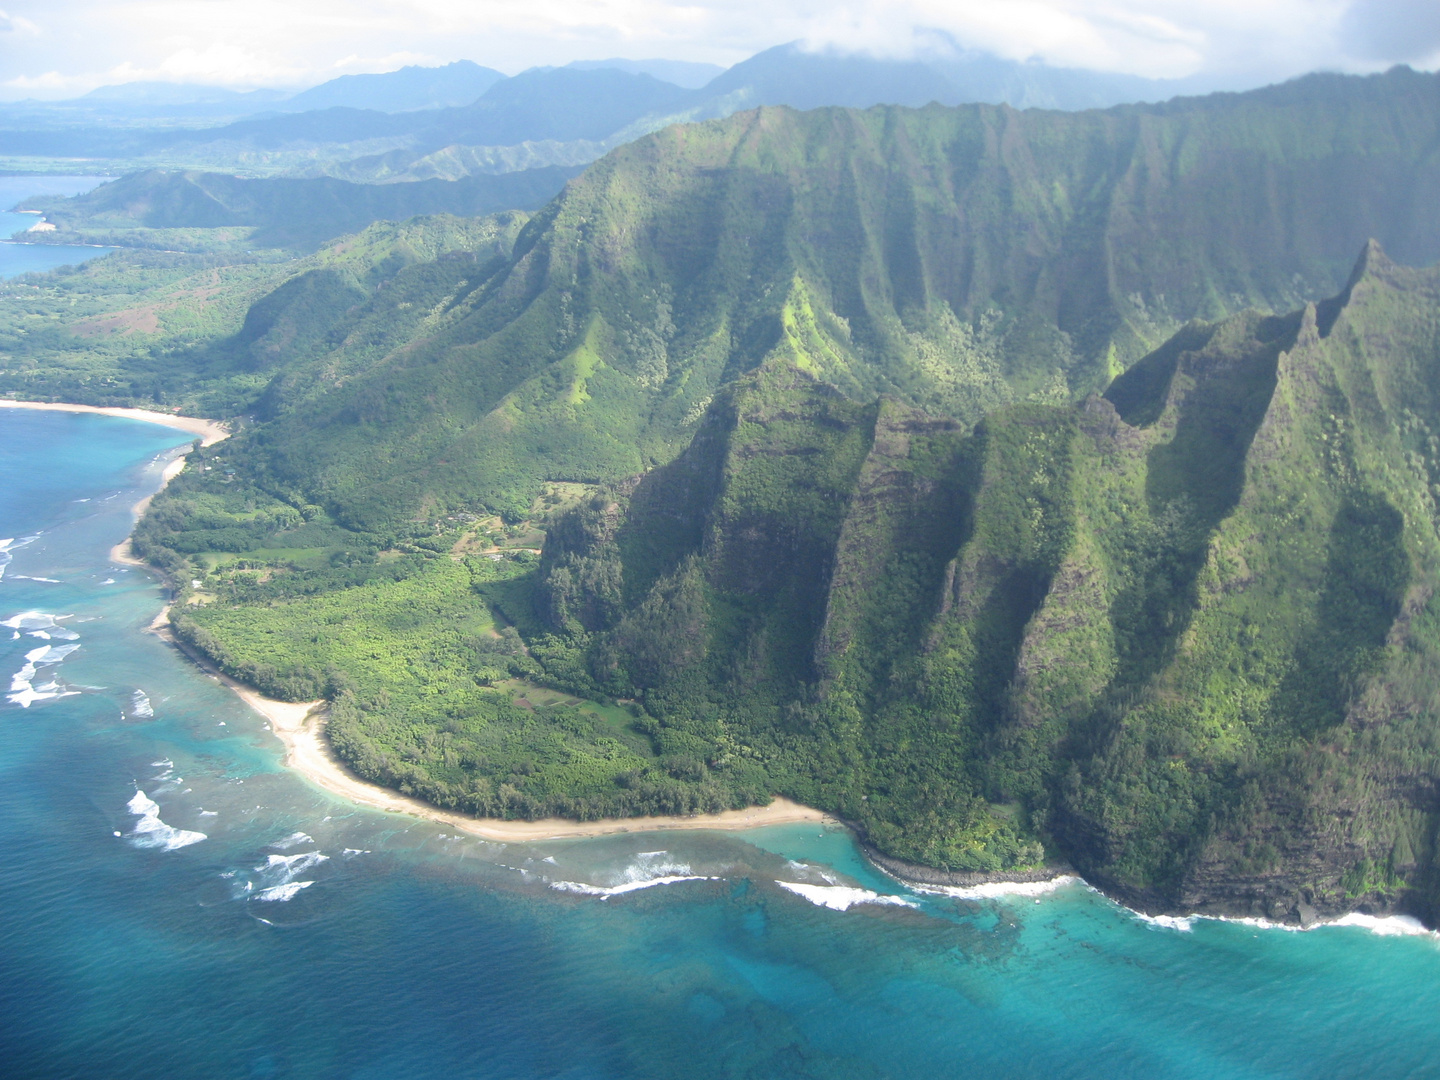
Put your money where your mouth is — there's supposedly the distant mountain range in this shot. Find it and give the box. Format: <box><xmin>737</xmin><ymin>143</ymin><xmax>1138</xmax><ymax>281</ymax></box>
<box><xmin>0</xmin><ymin>42</ymin><xmax>1246</xmax><ymax>179</ymax></box>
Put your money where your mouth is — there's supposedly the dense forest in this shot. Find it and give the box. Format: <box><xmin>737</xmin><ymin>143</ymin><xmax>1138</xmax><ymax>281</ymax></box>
<box><xmin>15</xmin><ymin>65</ymin><xmax>1440</xmax><ymax>923</ymax></box>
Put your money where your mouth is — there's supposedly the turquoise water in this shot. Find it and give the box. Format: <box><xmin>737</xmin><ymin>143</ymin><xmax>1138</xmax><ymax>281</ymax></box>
<box><xmin>0</xmin><ymin>175</ymin><xmax>113</xmax><ymax>277</ymax></box>
<box><xmin>2</xmin><ymin>407</ymin><xmax>1440</xmax><ymax>1080</ymax></box>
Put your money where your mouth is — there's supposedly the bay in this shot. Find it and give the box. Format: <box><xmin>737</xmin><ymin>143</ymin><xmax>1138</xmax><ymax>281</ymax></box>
<box><xmin>1</xmin><ymin>406</ymin><xmax>1437</xmax><ymax>1080</ymax></box>
<box><xmin>0</xmin><ymin>174</ymin><xmax>113</xmax><ymax>277</ymax></box>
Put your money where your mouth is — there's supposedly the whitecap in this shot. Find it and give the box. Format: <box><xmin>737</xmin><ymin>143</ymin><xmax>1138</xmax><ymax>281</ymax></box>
<box><xmin>260</xmin><ymin>851</ymin><xmax>328</xmax><ymax>875</ymax></box>
<box><xmin>150</xmin><ymin>758</ymin><xmax>172</xmax><ymax>768</ymax></box>
<box><xmin>99</xmin><ymin>578</ymin><xmax>116</xmax><ymax>585</ymax></box>
<box><xmin>237</xmin><ymin>850</ymin><xmax>328</xmax><ymax>902</ymax></box>
<box><xmin>2</xmin><ymin>611</ymin><xmax>75</xmax><ymax>636</ymax></box>
<box><xmin>270</xmin><ymin>831</ymin><xmax>314</xmax><ymax>850</ymax></box>
<box><xmin>199</xmin><ymin>810</ymin><xmax>218</xmax><ymax>817</ymax></box>
<box><xmin>548</xmin><ymin>851</ymin><xmax>715</xmax><ymax>898</ymax></box>
<box><xmin>550</xmin><ymin>874</ymin><xmax>713</xmax><ymax>897</ymax></box>
<box><xmin>341</xmin><ymin>848</ymin><xmax>370</xmax><ymax>858</ymax></box>
<box><xmin>1133</xmin><ymin>912</ymin><xmax>1197</xmax><ymax>932</ymax></box>
<box><xmin>124</xmin><ymin>790</ymin><xmax>207</xmax><ymax>850</ymax></box>
<box><xmin>253</xmin><ymin>881</ymin><xmax>315</xmax><ymax>902</ymax></box>
<box><xmin>7</xmin><ymin>641</ymin><xmax>83</xmax><ymax>708</ymax></box>
<box><xmin>13</xmin><ymin>576</ymin><xmax>60</xmax><ymax>584</ymax></box>
<box><xmin>911</xmin><ymin>875</ymin><xmax>1081</xmax><ymax>902</ymax></box>
<box><xmin>1179</xmin><ymin>910</ymin><xmax>1439</xmax><ymax>939</ymax></box>
<box><xmin>775</xmin><ymin>881</ymin><xmax>919</xmax><ymax>912</ymax></box>
<box><xmin>129</xmin><ymin>690</ymin><xmax>154</xmax><ymax>719</ymax></box>
<box><xmin>0</xmin><ymin>536</ymin><xmax>38</xmax><ymax>581</ymax></box>
<box><xmin>1328</xmin><ymin>913</ymin><xmax>1438</xmax><ymax>938</ymax></box>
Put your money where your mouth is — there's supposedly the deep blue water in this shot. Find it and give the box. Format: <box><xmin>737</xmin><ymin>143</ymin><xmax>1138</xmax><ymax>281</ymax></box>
<box><xmin>0</xmin><ymin>175</ymin><xmax>113</xmax><ymax>277</ymax></box>
<box><xmin>2</xmin><ymin>407</ymin><xmax>1439</xmax><ymax>1080</ymax></box>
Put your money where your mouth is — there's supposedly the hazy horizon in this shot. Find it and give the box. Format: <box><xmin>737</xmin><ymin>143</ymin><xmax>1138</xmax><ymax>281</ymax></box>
<box><xmin>0</xmin><ymin>0</ymin><xmax>1435</xmax><ymax>103</ymax></box>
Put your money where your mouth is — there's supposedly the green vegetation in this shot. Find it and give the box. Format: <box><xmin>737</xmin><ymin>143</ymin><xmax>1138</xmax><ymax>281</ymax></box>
<box><xmin>15</xmin><ymin>69</ymin><xmax>1440</xmax><ymax>920</ymax></box>
<box><xmin>17</xmin><ymin>168</ymin><xmax>577</xmax><ymax>252</ymax></box>
<box><xmin>0</xmin><ymin>212</ymin><xmax>527</xmax><ymax>415</ymax></box>
<box><xmin>521</xmin><ymin>244</ymin><xmax>1440</xmax><ymax>915</ymax></box>
<box><xmin>177</xmin><ymin>67</ymin><xmax>1440</xmax><ymax>530</ymax></box>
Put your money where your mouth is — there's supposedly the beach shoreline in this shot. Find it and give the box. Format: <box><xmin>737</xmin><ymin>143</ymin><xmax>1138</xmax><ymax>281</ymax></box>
<box><xmin>0</xmin><ymin>400</ymin><xmax>231</xmax><ymax>564</ymax></box>
<box><xmin>5</xmin><ymin>398</ymin><xmax>841</xmax><ymax>841</ymax></box>
<box><xmin>0</xmin><ymin>399</ymin><xmax>230</xmax><ymax>444</ymax></box>
<box><xmin>161</xmin><ymin>620</ymin><xmax>835</xmax><ymax>841</ymax></box>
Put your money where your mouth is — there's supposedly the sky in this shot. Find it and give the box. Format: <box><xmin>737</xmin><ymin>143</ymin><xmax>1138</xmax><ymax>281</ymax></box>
<box><xmin>0</xmin><ymin>0</ymin><xmax>1435</xmax><ymax>100</ymax></box>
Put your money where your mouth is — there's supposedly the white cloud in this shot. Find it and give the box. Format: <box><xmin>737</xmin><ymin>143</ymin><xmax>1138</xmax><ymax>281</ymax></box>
<box><xmin>0</xmin><ymin>0</ymin><xmax>1428</xmax><ymax>101</ymax></box>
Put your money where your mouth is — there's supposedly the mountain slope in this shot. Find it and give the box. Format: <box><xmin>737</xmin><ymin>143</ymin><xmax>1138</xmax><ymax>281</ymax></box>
<box><xmin>213</xmin><ymin>68</ymin><xmax>1440</xmax><ymax>527</ymax></box>
<box><xmin>521</xmin><ymin>242</ymin><xmax>1440</xmax><ymax>920</ymax></box>
<box><xmin>27</xmin><ymin>167</ymin><xmax>580</xmax><ymax>250</ymax></box>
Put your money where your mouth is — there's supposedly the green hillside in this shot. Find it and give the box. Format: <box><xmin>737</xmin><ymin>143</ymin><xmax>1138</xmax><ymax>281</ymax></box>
<box><xmin>19</xmin><ymin>168</ymin><xmax>576</xmax><ymax>252</ymax></box>
<box><xmin>61</xmin><ymin>68</ymin><xmax>1440</xmax><ymax>922</ymax></box>
<box><xmin>527</xmin><ymin>242</ymin><xmax>1440</xmax><ymax>918</ymax></box>
<box><xmin>201</xmin><ymin>67</ymin><xmax>1440</xmax><ymax>528</ymax></box>
<box><xmin>150</xmin><ymin>241</ymin><xmax>1440</xmax><ymax>922</ymax></box>
<box><xmin>0</xmin><ymin>212</ymin><xmax>529</xmax><ymax>414</ymax></box>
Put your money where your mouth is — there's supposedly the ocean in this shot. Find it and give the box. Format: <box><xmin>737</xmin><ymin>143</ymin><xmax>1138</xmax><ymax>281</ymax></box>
<box><xmin>0</xmin><ymin>175</ymin><xmax>113</xmax><ymax>279</ymax></box>
<box><xmin>1</xmin><ymin>405</ymin><xmax>1438</xmax><ymax>1080</ymax></box>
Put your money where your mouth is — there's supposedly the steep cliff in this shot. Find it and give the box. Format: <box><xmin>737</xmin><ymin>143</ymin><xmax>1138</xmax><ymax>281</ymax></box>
<box><xmin>533</xmin><ymin>243</ymin><xmax>1440</xmax><ymax>921</ymax></box>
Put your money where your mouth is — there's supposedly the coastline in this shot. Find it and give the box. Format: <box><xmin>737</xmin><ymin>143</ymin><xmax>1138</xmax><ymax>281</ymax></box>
<box><xmin>15</xmin><ymin>394</ymin><xmax>831</xmax><ymax>843</ymax></box>
<box><xmin>154</xmin><ymin>586</ymin><xmax>838</xmax><ymax>843</ymax></box>
<box><xmin>169</xmin><ymin>622</ymin><xmax>835</xmax><ymax>841</ymax></box>
<box><xmin>0</xmin><ymin>399</ymin><xmax>230</xmax><ymax>445</ymax></box>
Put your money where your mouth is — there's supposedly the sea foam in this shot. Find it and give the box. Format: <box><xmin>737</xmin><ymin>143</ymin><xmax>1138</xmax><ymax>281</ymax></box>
<box><xmin>0</xmin><ymin>536</ymin><xmax>37</xmax><ymax>581</ymax></box>
<box><xmin>128</xmin><ymin>690</ymin><xmax>153</xmax><ymax>719</ymax></box>
<box><xmin>911</xmin><ymin>875</ymin><xmax>1081</xmax><ymax>902</ymax></box>
<box><xmin>775</xmin><ymin>881</ymin><xmax>919</xmax><ymax>912</ymax></box>
<box><xmin>548</xmin><ymin>851</ymin><xmax>715</xmax><ymax>898</ymax></box>
<box><xmin>124</xmin><ymin>790</ymin><xmax>207</xmax><ymax>851</ymax></box>
<box><xmin>237</xmin><ymin>850</ymin><xmax>329</xmax><ymax>903</ymax></box>
<box><xmin>270</xmin><ymin>831</ymin><xmax>314</xmax><ymax>850</ymax></box>
<box><xmin>7</xmin><ymin>640</ymin><xmax>82</xmax><ymax>708</ymax></box>
<box><xmin>253</xmin><ymin>881</ymin><xmax>315</xmax><ymax>902</ymax></box>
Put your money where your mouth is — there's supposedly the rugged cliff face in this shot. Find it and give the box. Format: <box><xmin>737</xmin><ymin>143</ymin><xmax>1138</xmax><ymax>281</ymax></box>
<box><xmin>535</xmin><ymin>243</ymin><xmax>1440</xmax><ymax>922</ymax></box>
<box><xmin>214</xmin><ymin>67</ymin><xmax>1440</xmax><ymax>527</ymax></box>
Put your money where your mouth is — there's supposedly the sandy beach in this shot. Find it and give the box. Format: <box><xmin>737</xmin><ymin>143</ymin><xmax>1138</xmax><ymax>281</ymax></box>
<box><xmin>0</xmin><ymin>400</ymin><xmax>232</xmax><ymax>564</ymax></box>
<box><xmin>193</xmin><ymin>645</ymin><xmax>834</xmax><ymax>841</ymax></box>
<box><xmin>0</xmin><ymin>400</ymin><xmax>229</xmax><ymax>445</ymax></box>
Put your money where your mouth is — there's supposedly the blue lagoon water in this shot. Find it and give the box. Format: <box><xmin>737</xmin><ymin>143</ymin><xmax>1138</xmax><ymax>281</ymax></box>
<box><xmin>0</xmin><ymin>175</ymin><xmax>113</xmax><ymax>278</ymax></box>
<box><xmin>2</xmin><ymin>407</ymin><xmax>1439</xmax><ymax>1080</ymax></box>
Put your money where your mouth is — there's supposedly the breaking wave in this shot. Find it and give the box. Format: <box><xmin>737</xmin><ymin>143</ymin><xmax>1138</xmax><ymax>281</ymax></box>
<box><xmin>0</xmin><ymin>536</ymin><xmax>37</xmax><ymax>581</ymax></box>
<box><xmin>7</xmin><ymin>642</ymin><xmax>82</xmax><ymax>708</ymax></box>
<box><xmin>236</xmin><ymin>850</ymin><xmax>330</xmax><ymax>904</ymax></box>
<box><xmin>270</xmin><ymin>831</ymin><xmax>314</xmax><ymax>850</ymax></box>
<box><xmin>124</xmin><ymin>790</ymin><xmax>207</xmax><ymax>851</ymax></box>
<box><xmin>548</xmin><ymin>850</ymin><xmax>715</xmax><ymax>898</ymax></box>
<box><xmin>911</xmin><ymin>875</ymin><xmax>1081</xmax><ymax>902</ymax></box>
<box><xmin>775</xmin><ymin>881</ymin><xmax>919</xmax><ymax>912</ymax></box>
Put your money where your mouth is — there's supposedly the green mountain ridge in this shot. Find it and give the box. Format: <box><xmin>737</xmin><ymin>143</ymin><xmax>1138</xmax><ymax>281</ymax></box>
<box><xmin>526</xmin><ymin>241</ymin><xmax>1440</xmax><ymax>921</ymax></box>
<box><xmin>200</xmin><ymin>67</ymin><xmax>1440</xmax><ymax>529</ymax></box>
<box><xmin>35</xmin><ymin>71</ymin><xmax>1440</xmax><ymax>924</ymax></box>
